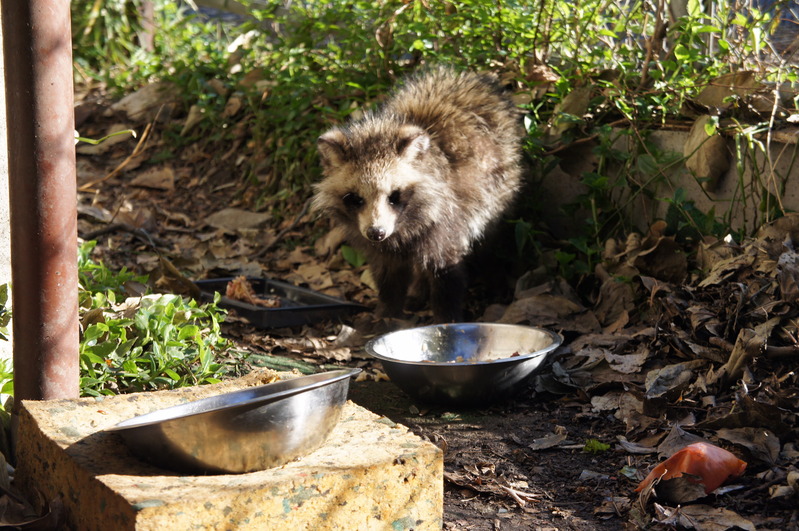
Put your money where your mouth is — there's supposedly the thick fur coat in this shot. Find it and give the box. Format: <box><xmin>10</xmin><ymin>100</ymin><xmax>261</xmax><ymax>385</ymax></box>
<box><xmin>313</xmin><ymin>67</ymin><xmax>524</xmax><ymax>322</ymax></box>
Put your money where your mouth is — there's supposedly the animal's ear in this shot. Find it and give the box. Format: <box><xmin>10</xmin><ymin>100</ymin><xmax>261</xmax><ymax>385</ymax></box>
<box><xmin>396</xmin><ymin>124</ymin><xmax>430</xmax><ymax>160</ymax></box>
<box><xmin>318</xmin><ymin>129</ymin><xmax>348</xmax><ymax>168</ymax></box>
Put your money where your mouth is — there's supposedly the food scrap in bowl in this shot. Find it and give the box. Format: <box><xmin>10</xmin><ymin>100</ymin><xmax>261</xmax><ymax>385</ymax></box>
<box><xmin>225</xmin><ymin>276</ymin><xmax>281</xmax><ymax>308</ymax></box>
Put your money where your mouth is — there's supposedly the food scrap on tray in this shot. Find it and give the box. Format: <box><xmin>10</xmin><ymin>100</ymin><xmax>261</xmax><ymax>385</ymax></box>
<box><xmin>225</xmin><ymin>276</ymin><xmax>281</xmax><ymax>308</ymax></box>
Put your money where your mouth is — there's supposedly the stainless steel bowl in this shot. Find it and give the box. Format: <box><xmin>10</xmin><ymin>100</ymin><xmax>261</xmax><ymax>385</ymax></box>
<box><xmin>106</xmin><ymin>368</ymin><xmax>361</xmax><ymax>474</ymax></box>
<box><xmin>365</xmin><ymin>323</ymin><xmax>561</xmax><ymax>406</ymax></box>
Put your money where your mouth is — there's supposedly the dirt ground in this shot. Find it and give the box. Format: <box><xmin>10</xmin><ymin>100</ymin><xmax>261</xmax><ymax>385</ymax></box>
<box><xmin>68</xmin><ymin>84</ymin><xmax>799</xmax><ymax>530</ymax></box>
<box><xmin>348</xmin><ymin>375</ymin><xmax>634</xmax><ymax>530</ymax></box>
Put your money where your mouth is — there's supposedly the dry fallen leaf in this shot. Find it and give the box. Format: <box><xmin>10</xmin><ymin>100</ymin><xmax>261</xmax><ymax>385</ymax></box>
<box><xmin>111</xmin><ymin>81</ymin><xmax>177</xmax><ymax>120</ymax></box>
<box><xmin>715</xmin><ymin>427</ymin><xmax>780</xmax><ymax>466</ymax></box>
<box><xmin>632</xmin><ymin>235</ymin><xmax>688</xmax><ymax>283</ymax></box>
<box><xmin>594</xmin><ymin>264</ymin><xmax>637</xmax><ymax>327</ymax></box>
<box><xmin>528</xmin><ymin>430</ymin><xmax>569</xmax><ymax>451</ymax></box>
<box><xmin>694</xmin><ymin>71</ymin><xmax>759</xmax><ymax>109</ymax></box>
<box><xmin>616</xmin><ymin>437</ymin><xmax>657</xmax><ymax>455</ymax></box>
<box><xmin>714</xmin><ymin>318</ymin><xmax>779</xmax><ymax>387</ymax></box>
<box><xmin>129</xmin><ymin>166</ymin><xmax>176</xmax><ymax>191</ymax></box>
<box><xmin>500</xmin><ymin>293</ymin><xmax>601</xmax><ymax>334</ymax></box>
<box><xmin>205</xmin><ymin>208</ymin><xmax>271</xmax><ymax>232</ymax></box>
<box><xmin>603</xmin><ymin>348</ymin><xmax>649</xmax><ymax>374</ymax></box>
<box><xmin>296</xmin><ymin>262</ymin><xmax>334</xmax><ymax>291</ymax></box>
<box><xmin>644</xmin><ymin>360</ymin><xmax>707</xmax><ymax>400</ymax></box>
<box><xmin>653</xmin><ymin>503</ymin><xmax>755</xmax><ymax>531</ymax></box>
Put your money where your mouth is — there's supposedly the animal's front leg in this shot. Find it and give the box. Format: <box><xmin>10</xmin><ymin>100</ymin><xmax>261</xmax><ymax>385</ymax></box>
<box><xmin>430</xmin><ymin>263</ymin><xmax>467</xmax><ymax>323</ymax></box>
<box><xmin>371</xmin><ymin>259</ymin><xmax>412</xmax><ymax>319</ymax></box>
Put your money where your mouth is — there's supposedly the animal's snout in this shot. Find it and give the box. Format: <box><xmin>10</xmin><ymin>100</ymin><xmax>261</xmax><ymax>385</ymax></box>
<box><xmin>366</xmin><ymin>226</ymin><xmax>387</xmax><ymax>242</ymax></box>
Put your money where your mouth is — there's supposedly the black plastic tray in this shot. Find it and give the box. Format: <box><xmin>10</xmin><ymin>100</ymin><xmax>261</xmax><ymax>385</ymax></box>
<box><xmin>195</xmin><ymin>277</ymin><xmax>366</xmax><ymax>329</ymax></box>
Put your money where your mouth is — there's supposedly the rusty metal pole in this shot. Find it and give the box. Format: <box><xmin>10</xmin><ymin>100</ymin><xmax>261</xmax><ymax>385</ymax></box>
<box><xmin>2</xmin><ymin>1</ymin><xmax>79</xmax><ymax>402</ymax></box>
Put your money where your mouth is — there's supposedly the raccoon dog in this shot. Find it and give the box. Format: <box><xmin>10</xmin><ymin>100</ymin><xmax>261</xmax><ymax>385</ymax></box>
<box><xmin>313</xmin><ymin>67</ymin><xmax>524</xmax><ymax>322</ymax></box>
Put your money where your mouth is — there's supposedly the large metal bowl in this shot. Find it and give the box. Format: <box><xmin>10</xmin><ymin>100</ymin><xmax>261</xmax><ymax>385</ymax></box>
<box><xmin>365</xmin><ymin>323</ymin><xmax>561</xmax><ymax>406</ymax></box>
<box><xmin>106</xmin><ymin>368</ymin><xmax>361</xmax><ymax>474</ymax></box>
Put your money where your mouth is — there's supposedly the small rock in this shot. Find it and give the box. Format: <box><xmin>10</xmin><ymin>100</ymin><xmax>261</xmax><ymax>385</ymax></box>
<box><xmin>684</xmin><ymin>115</ymin><xmax>730</xmax><ymax>192</ymax></box>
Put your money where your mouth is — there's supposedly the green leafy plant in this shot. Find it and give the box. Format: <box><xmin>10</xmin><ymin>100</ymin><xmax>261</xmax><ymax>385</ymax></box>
<box><xmin>78</xmin><ymin>241</ymin><xmax>237</xmax><ymax>396</ymax></box>
<box><xmin>341</xmin><ymin>245</ymin><xmax>366</xmax><ymax>268</ymax></box>
<box><xmin>0</xmin><ymin>286</ymin><xmax>13</xmax><ymax>431</ymax></box>
<box><xmin>663</xmin><ymin>188</ymin><xmax>732</xmax><ymax>244</ymax></box>
<box><xmin>0</xmin><ymin>284</ymin><xmax>10</xmax><ymax>342</ymax></box>
<box><xmin>583</xmin><ymin>438</ymin><xmax>611</xmax><ymax>453</ymax></box>
<box><xmin>72</xmin><ymin>1</ymin><xmax>229</xmax><ymax>90</ymax></box>
<box><xmin>80</xmin><ymin>292</ymin><xmax>231</xmax><ymax>396</ymax></box>
<box><xmin>78</xmin><ymin>240</ymin><xmax>148</xmax><ymax>299</ymax></box>
<box><xmin>75</xmin><ymin>129</ymin><xmax>136</xmax><ymax>146</ymax></box>
<box><xmin>0</xmin><ymin>358</ymin><xmax>13</xmax><ymax>404</ymax></box>
<box><xmin>72</xmin><ymin>0</ymin><xmax>144</xmax><ymax>82</ymax></box>
<box><xmin>0</xmin><ymin>358</ymin><xmax>14</xmax><ymax>448</ymax></box>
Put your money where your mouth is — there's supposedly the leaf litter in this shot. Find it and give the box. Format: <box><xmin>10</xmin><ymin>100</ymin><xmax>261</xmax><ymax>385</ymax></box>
<box><xmin>59</xmin><ymin>85</ymin><xmax>799</xmax><ymax>530</ymax></box>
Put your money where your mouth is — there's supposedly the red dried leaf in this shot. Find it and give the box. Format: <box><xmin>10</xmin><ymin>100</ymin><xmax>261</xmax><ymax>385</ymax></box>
<box><xmin>635</xmin><ymin>442</ymin><xmax>747</xmax><ymax>494</ymax></box>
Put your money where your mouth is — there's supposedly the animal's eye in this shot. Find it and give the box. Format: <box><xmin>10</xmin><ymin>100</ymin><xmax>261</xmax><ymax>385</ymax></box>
<box><xmin>388</xmin><ymin>190</ymin><xmax>402</xmax><ymax>206</ymax></box>
<box><xmin>342</xmin><ymin>192</ymin><xmax>364</xmax><ymax>209</ymax></box>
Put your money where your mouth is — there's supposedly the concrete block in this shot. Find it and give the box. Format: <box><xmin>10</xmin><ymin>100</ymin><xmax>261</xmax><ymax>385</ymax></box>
<box><xmin>15</xmin><ymin>371</ymin><xmax>443</xmax><ymax>530</ymax></box>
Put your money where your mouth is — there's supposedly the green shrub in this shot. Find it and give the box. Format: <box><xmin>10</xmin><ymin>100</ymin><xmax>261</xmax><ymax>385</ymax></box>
<box><xmin>79</xmin><ymin>292</ymin><xmax>231</xmax><ymax>396</ymax></box>
<box><xmin>78</xmin><ymin>242</ymin><xmax>237</xmax><ymax>396</ymax></box>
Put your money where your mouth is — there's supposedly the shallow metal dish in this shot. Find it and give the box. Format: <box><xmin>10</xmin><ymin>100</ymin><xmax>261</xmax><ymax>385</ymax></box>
<box><xmin>365</xmin><ymin>323</ymin><xmax>561</xmax><ymax>406</ymax></box>
<box><xmin>106</xmin><ymin>368</ymin><xmax>361</xmax><ymax>474</ymax></box>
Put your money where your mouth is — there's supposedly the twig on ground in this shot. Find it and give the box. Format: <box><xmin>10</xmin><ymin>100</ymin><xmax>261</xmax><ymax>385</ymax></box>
<box><xmin>81</xmin><ymin>223</ymin><xmax>170</xmax><ymax>248</ymax></box>
<box><xmin>78</xmin><ymin>112</ymin><xmax>157</xmax><ymax>192</ymax></box>
<box><xmin>499</xmin><ymin>485</ymin><xmax>540</xmax><ymax>507</ymax></box>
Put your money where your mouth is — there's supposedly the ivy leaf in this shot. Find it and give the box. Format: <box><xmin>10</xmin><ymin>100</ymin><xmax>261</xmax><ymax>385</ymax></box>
<box><xmin>341</xmin><ymin>245</ymin><xmax>366</xmax><ymax>268</ymax></box>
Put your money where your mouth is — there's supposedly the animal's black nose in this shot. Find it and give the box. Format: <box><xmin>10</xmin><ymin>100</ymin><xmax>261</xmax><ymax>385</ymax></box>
<box><xmin>366</xmin><ymin>227</ymin><xmax>386</xmax><ymax>241</ymax></box>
